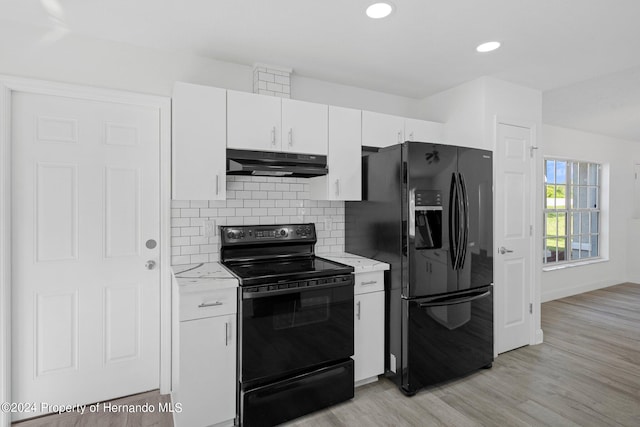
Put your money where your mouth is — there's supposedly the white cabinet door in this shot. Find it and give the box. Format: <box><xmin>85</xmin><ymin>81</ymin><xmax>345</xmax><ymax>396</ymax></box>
<box><xmin>172</xmin><ymin>82</ymin><xmax>226</xmax><ymax>200</ymax></box>
<box><xmin>354</xmin><ymin>291</ymin><xmax>385</xmax><ymax>384</ymax></box>
<box><xmin>362</xmin><ymin>110</ymin><xmax>405</xmax><ymax>148</ymax></box>
<box><xmin>281</xmin><ymin>98</ymin><xmax>328</xmax><ymax>155</ymax></box>
<box><xmin>405</xmin><ymin>118</ymin><xmax>444</xmax><ymax>143</ymax></box>
<box><xmin>227</xmin><ymin>90</ymin><xmax>281</xmax><ymax>151</ymax></box>
<box><xmin>309</xmin><ymin>106</ymin><xmax>361</xmax><ymax>200</ymax></box>
<box><xmin>175</xmin><ymin>314</ymin><xmax>236</xmax><ymax>427</ymax></box>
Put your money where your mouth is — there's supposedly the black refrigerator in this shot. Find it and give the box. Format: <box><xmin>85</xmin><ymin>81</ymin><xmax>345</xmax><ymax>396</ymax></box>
<box><xmin>345</xmin><ymin>142</ymin><xmax>494</xmax><ymax>395</ymax></box>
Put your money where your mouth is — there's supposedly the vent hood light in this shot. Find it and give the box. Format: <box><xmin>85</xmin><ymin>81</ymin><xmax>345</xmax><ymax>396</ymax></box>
<box><xmin>476</xmin><ymin>41</ymin><xmax>501</xmax><ymax>53</ymax></box>
<box><xmin>366</xmin><ymin>2</ymin><xmax>393</xmax><ymax>19</ymax></box>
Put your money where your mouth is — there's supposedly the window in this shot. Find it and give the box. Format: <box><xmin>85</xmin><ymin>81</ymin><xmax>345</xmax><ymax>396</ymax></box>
<box><xmin>544</xmin><ymin>159</ymin><xmax>600</xmax><ymax>264</ymax></box>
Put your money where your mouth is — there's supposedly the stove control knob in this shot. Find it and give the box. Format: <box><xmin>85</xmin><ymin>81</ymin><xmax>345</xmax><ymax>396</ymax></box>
<box><xmin>280</xmin><ymin>229</ymin><xmax>287</xmax><ymax>237</ymax></box>
<box><xmin>227</xmin><ymin>231</ymin><xmax>236</xmax><ymax>239</ymax></box>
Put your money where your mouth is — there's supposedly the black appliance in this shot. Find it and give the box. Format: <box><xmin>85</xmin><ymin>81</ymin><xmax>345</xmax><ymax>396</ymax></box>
<box><xmin>346</xmin><ymin>142</ymin><xmax>494</xmax><ymax>395</ymax></box>
<box><xmin>227</xmin><ymin>148</ymin><xmax>328</xmax><ymax>177</ymax></box>
<box><xmin>220</xmin><ymin>223</ymin><xmax>355</xmax><ymax>427</ymax></box>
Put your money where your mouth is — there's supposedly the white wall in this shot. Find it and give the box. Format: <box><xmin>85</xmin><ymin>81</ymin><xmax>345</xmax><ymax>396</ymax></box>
<box><xmin>540</xmin><ymin>125</ymin><xmax>640</xmax><ymax>301</ymax></box>
<box><xmin>0</xmin><ymin>20</ymin><xmax>419</xmax><ymax>117</ymax></box>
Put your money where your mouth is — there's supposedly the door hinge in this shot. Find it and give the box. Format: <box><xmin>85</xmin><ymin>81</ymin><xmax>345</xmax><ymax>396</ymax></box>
<box><xmin>529</xmin><ymin>303</ymin><xmax>533</xmax><ymax>314</ymax></box>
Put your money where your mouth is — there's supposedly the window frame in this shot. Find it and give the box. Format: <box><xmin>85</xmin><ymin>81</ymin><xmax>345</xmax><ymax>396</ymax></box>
<box><xmin>543</xmin><ymin>158</ymin><xmax>601</xmax><ymax>266</ymax></box>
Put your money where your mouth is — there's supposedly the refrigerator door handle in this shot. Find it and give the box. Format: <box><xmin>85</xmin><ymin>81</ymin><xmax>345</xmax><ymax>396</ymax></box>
<box><xmin>418</xmin><ymin>289</ymin><xmax>491</xmax><ymax>307</ymax></box>
<box><xmin>448</xmin><ymin>173</ymin><xmax>459</xmax><ymax>269</ymax></box>
<box><xmin>455</xmin><ymin>173</ymin><xmax>465</xmax><ymax>270</ymax></box>
<box><xmin>458</xmin><ymin>172</ymin><xmax>470</xmax><ymax>268</ymax></box>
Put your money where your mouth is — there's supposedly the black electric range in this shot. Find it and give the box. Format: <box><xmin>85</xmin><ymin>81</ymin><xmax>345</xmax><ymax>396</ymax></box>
<box><xmin>220</xmin><ymin>223</ymin><xmax>355</xmax><ymax>427</ymax></box>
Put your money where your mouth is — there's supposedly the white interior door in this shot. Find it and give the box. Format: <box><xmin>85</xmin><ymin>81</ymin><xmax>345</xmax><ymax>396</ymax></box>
<box><xmin>495</xmin><ymin>122</ymin><xmax>533</xmax><ymax>353</ymax></box>
<box><xmin>11</xmin><ymin>91</ymin><xmax>161</xmax><ymax>420</ymax></box>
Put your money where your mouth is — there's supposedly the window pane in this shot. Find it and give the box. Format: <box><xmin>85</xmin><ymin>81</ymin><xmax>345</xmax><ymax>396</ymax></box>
<box><xmin>578</xmin><ymin>187</ymin><xmax>587</xmax><ymax>208</ymax></box>
<box><xmin>557</xmin><ymin>212</ymin><xmax>567</xmax><ymax>237</ymax></box>
<box><xmin>588</xmin><ymin>163</ymin><xmax>598</xmax><ymax>185</ymax></box>
<box><xmin>546</xmin><ymin>160</ymin><xmax>556</xmax><ymax>183</ymax></box>
<box><xmin>591</xmin><ymin>212</ymin><xmax>599</xmax><ymax>233</ymax></box>
<box><xmin>556</xmin><ymin>161</ymin><xmax>567</xmax><ymax>185</ymax></box>
<box><xmin>558</xmin><ymin>236</ymin><xmax>567</xmax><ymax>261</ymax></box>
<box><xmin>571</xmin><ymin>212</ymin><xmax>580</xmax><ymax>235</ymax></box>
<box><xmin>591</xmin><ymin>235</ymin><xmax>599</xmax><ymax>257</ymax></box>
<box><xmin>571</xmin><ymin>235</ymin><xmax>581</xmax><ymax>259</ymax></box>
<box><xmin>571</xmin><ymin>162</ymin><xmax>579</xmax><ymax>186</ymax></box>
<box><xmin>581</xmin><ymin>212</ymin><xmax>590</xmax><ymax>234</ymax></box>
<box><xmin>579</xmin><ymin>163</ymin><xmax>588</xmax><ymax>185</ymax></box>
<box><xmin>545</xmin><ymin>237</ymin><xmax>558</xmax><ymax>263</ymax></box>
<box><xmin>570</xmin><ymin>186</ymin><xmax>578</xmax><ymax>209</ymax></box>
<box><xmin>545</xmin><ymin>185</ymin><xmax>556</xmax><ymax>208</ymax></box>
<box><xmin>588</xmin><ymin>187</ymin><xmax>598</xmax><ymax>209</ymax></box>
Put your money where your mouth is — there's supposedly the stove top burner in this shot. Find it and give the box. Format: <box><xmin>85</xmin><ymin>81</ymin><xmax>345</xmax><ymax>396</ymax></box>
<box><xmin>223</xmin><ymin>256</ymin><xmax>353</xmax><ymax>286</ymax></box>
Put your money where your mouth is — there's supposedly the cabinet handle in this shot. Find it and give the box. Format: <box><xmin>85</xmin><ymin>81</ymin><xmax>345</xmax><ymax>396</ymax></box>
<box><xmin>409</xmin><ymin>132</ymin><xmax>414</xmax><ymax>140</ymax></box>
<box><xmin>198</xmin><ymin>301</ymin><xmax>223</xmax><ymax>308</ymax></box>
<box><xmin>225</xmin><ymin>322</ymin><xmax>229</xmax><ymax>346</ymax></box>
<box><xmin>271</xmin><ymin>126</ymin><xmax>276</xmax><ymax>146</ymax></box>
<box><xmin>288</xmin><ymin>128</ymin><xmax>293</xmax><ymax>146</ymax></box>
<box><xmin>360</xmin><ymin>280</ymin><xmax>377</xmax><ymax>286</ymax></box>
<box><xmin>356</xmin><ymin>301</ymin><xmax>361</xmax><ymax>320</ymax></box>
<box><xmin>215</xmin><ymin>174</ymin><xmax>220</xmax><ymax>196</ymax></box>
<box><xmin>397</xmin><ymin>131</ymin><xmax>402</xmax><ymax>143</ymax></box>
<box><xmin>335</xmin><ymin>179</ymin><xmax>340</xmax><ymax>197</ymax></box>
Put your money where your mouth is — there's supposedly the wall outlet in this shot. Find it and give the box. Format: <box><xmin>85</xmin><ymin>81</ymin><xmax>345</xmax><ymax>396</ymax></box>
<box><xmin>203</xmin><ymin>220</ymin><xmax>216</xmax><ymax>237</ymax></box>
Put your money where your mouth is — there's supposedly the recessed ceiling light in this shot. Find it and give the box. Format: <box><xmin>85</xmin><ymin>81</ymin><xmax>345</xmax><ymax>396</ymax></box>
<box><xmin>476</xmin><ymin>41</ymin><xmax>501</xmax><ymax>53</ymax></box>
<box><xmin>366</xmin><ymin>2</ymin><xmax>393</xmax><ymax>19</ymax></box>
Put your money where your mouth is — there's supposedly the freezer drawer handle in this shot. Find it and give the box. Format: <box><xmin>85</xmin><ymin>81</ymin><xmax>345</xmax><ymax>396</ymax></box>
<box><xmin>419</xmin><ymin>290</ymin><xmax>491</xmax><ymax>308</ymax></box>
<box><xmin>360</xmin><ymin>280</ymin><xmax>377</xmax><ymax>286</ymax></box>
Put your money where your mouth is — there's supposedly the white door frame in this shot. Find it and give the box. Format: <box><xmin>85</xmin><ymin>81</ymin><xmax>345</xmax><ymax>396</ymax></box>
<box><xmin>0</xmin><ymin>75</ymin><xmax>172</xmax><ymax>427</ymax></box>
<box><xmin>493</xmin><ymin>115</ymin><xmax>543</xmax><ymax>355</ymax></box>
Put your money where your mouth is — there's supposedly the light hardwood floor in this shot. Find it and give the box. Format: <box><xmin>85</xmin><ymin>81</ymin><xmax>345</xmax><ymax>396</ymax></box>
<box><xmin>13</xmin><ymin>283</ymin><xmax>640</xmax><ymax>426</ymax></box>
<box><xmin>284</xmin><ymin>282</ymin><xmax>640</xmax><ymax>427</ymax></box>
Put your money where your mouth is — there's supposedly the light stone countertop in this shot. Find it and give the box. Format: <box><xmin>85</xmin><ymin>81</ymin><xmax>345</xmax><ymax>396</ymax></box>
<box><xmin>318</xmin><ymin>252</ymin><xmax>390</xmax><ymax>273</ymax></box>
<box><xmin>172</xmin><ymin>262</ymin><xmax>238</xmax><ymax>289</ymax></box>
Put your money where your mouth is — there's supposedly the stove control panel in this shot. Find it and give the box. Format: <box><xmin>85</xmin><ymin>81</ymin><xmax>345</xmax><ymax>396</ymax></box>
<box><xmin>220</xmin><ymin>223</ymin><xmax>316</xmax><ymax>244</ymax></box>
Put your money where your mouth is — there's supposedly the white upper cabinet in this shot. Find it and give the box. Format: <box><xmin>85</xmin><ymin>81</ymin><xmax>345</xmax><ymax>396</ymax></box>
<box><xmin>362</xmin><ymin>110</ymin><xmax>445</xmax><ymax>148</ymax></box>
<box><xmin>405</xmin><ymin>118</ymin><xmax>444</xmax><ymax>143</ymax></box>
<box><xmin>281</xmin><ymin>98</ymin><xmax>328</xmax><ymax>155</ymax></box>
<box><xmin>362</xmin><ymin>111</ymin><xmax>405</xmax><ymax>148</ymax></box>
<box><xmin>227</xmin><ymin>90</ymin><xmax>282</xmax><ymax>151</ymax></box>
<box><xmin>227</xmin><ymin>91</ymin><xmax>328</xmax><ymax>155</ymax></box>
<box><xmin>172</xmin><ymin>82</ymin><xmax>226</xmax><ymax>200</ymax></box>
<box><xmin>309</xmin><ymin>106</ymin><xmax>361</xmax><ymax>200</ymax></box>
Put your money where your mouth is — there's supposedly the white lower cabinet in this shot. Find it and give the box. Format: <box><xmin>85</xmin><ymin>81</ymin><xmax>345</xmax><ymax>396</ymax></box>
<box><xmin>353</xmin><ymin>271</ymin><xmax>385</xmax><ymax>386</ymax></box>
<box><xmin>174</xmin><ymin>286</ymin><xmax>237</xmax><ymax>427</ymax></box>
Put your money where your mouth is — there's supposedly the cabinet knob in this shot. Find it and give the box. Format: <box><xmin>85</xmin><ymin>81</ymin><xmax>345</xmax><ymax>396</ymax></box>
<box><xmin>288</xmin><ymin>128</ymin><xmax>293</xmax><ymax>146</ymax></box>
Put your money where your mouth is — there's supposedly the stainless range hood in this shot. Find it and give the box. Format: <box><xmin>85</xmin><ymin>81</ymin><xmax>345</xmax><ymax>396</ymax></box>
<box><xmin>226</xmin><ymin>149</ymin><xmax>328</xmax><ymax>177</ymax></box>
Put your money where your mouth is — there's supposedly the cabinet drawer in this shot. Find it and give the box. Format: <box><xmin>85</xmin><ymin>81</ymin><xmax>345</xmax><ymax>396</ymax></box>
<box><xmin>354</xmin><ymin>271</ymin><xmax>384</xmax><ymax>295</ymax></box>
<box><xmin>179</xmin><ymin>287</ymin><xmax>237</xmax><ymax>321</ymax></box>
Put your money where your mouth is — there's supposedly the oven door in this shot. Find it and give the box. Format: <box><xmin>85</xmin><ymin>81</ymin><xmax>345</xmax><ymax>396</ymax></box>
<box><xmin>240</xmin><ymin>278</ymin><xmax>354</xmax><ymax>385</ymax></box>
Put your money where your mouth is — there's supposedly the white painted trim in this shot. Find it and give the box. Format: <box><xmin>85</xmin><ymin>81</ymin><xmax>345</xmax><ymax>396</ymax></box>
<box><xmin>493</xmin><ymin>116</ymin><xmax>541</xmax><ymax>350</ymax></box>
<box><xmin>0</xmin><ymin>82</ymin><xmax>12</xmax><ymax>427</ymax></box>
<box><xmin>0</xmin><ymin>76</ymin><xmax>172</xmax><ymax>427</ymax></box>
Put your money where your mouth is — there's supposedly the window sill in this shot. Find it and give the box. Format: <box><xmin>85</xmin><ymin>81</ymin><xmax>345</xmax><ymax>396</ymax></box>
<box><xmin>542</xmin><ymin>257</ymin><xmax>608</xmax><ymax>272</ymax></box>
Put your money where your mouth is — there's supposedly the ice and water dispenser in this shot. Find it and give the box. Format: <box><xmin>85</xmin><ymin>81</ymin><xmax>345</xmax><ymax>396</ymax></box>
<box><xmin>412</xmin><ymin>190</ymin><xmax>442</xmax><ymax>249</ymax></box>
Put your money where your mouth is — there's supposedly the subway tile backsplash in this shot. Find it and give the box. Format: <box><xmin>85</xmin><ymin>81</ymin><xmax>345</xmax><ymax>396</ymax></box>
<box><xmin>171</xmin><ymin>176</ymin><xmax>345</xmax><ymax>265</ymax></box>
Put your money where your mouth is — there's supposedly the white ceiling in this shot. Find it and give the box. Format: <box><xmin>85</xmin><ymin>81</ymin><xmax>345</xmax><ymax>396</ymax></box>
<box><xmin>3</xmin><ymin>0</ymin><xmax>640</xmax><ymax>140</ymax></box>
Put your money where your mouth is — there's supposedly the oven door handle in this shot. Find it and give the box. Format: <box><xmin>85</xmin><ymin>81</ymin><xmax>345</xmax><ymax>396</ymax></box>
<box><xmin>242</xmin><ymin>280</ymin><xmax>353</xmax><ymax>299</ymax></box>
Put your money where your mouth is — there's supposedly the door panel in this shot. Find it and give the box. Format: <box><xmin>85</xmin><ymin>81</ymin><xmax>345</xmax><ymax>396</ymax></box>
<box><xmin>405</xmin><ymin>142</ymin><xmax>457</xmax><ymax>297</ymax></box>
<box><xmin>457</xmin><ymin>148</ymin><xmax>493</xmax><ymax>291</ymax></box>
<box><xmin>495</xmin><ymin>123</ymin><xmax>532</xmax><ymax>353</ymax></box>
<box><xmin>11</xmin><ymin>91</ymin><xmax>161</xmax><ymax>420</ymax></box>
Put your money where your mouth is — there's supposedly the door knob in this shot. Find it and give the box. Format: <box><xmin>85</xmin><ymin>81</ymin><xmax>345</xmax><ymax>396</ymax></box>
<box><xmin>499</xmin><ymin>247</ymin><xmax>514</xmax><ymax>255</ymax></box>
<box><xmin>145</xmin><ymin>260</ymin><xmax>157</xmax><ymax>270</ymax></box>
